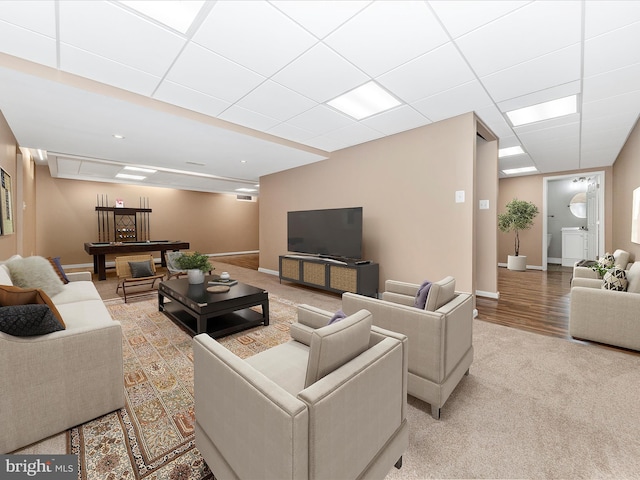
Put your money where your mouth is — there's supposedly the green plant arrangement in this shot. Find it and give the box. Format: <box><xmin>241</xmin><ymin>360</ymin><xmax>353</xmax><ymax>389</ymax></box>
<box><xmin>174</xmin><ymin>251</ymin><xmax>213</xmax><ymax>273</ymax></box>
<box><xmin>498</xmin><ymin>199</ymin><xmax>540</xmax><ymax>256</ymax></box>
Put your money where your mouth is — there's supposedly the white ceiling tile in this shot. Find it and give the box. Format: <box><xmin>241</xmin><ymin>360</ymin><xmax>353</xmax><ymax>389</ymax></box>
<box><xmin>583</xmin><ymin>63</ymin><xmax>640</xmax><ymax>104</ymax></box>
<box><xmin>582</xmin><ymin>90</ymin><xmax>640</xmax><ymax>120</ymax></box>
<box><xmin>271</xmin><ymin>1</ymin><xmax>371</xmax><ymax>39</ymax></box>
<box><xmin>455</xmin><ymin>1</ymin><xmax>581</xmax><ymax>77</ymax></box>
<box><xmin>0</xmin><ymin>0</ymin><xmax>56</xmax><ymax>37</ymax></box>
<box><xmin>286</xmin><ymin>105</ymin><xmax>354</xmax><ymax>136</ymax></box>
<box><xmin>267</xmin><ymin>123</ymin><xmax>317</xmax><ymax>144</ymax></box>
<box><xmin>0</xmin><ymin>20</ymin><xmax>57</xmax><ymax>68</ymax></box>
<box><xmin>218</xmin><ymin>105</ymin><xmax>281</xmax><ymax>132</ymax></box>
<box><xmin>584</xmin><ymin>21</ymin><xmax>640</xmax><ymax>77</ymax></box>
<box><xmin>56</xmin><ymin>158</ymin><xmax>81</xmax><ymax>175</ymax></box>
<box><xmin>193</xmin><ymin>1</ymin><xmax>317</xmax><ymax>77</ymax></box>
<box><xmin>429</xmin><ymin>0</ymin><xmax>529</xmax><ymax>38</ymax></box>
<box><xmin>361</xmin><ymin>105</ymin><xmax>430</xmax><ymax>135</ymax></box>
<box><xmin>165</xmin><ymin>43</ymin><xmax>265</xmax><ymax>103</ymax></box>
<box><xmin>377</xmin><ymin>43</ymin><xmax>475</xmax><ymax>103</ymax></box>
<box><xmin>498</xmin><ymin>153</ymin><xmax>534</xmax><ymax>171</ymax></box>
<box><xmin>475</xmin><ymin>105</ymin><xmax>513</xmax><ymax>139</ymax></box>
<box><xmin>79</xmin><ymin>161</ymin><xmax>123</xmax><ymax>177</ymax></box>
<box><xmin>236</xmin><ymin>80</ymin><xmax>316</xmax><ymax>122</ymax></box>
<box><xmin>59</xmin><ymin>1</ymin><xmax>186</xmax><ymax>77</ymax></box>
<box><xmin>304</xmin><ymin>123</ymin><xmax>383</xmax><ymax>151</ymax></box>
<box><xmin>60</xmin><ymin>43</ymin><xmax>161</xmax><ymax>96</ymax></box>
<box><xmin>412</xmin><ymin>81</ymin><xmax>493</xmax><ymax>121</ymax></box>
<box><xmin>481</xmin><ymin>43</ymin><xmax>581</xmax><ymax>103</ymax></box>
<box><xmin>325</xmin><ymin>0</ymin><xmax>449</xmax><ymax>77</ymax></box>
<box><xmin>518</xmin><ymin>121</ymin><xmax>580</xmax><ymax>146</ymax></box>
<box><xmin>272</xmin><ymin>43</ymin><xmax>370</xmax><ymax>103</ymax></box>
<box><xmin>153</xmin><ymin>81</ymin><xmax>231</xmax><ymax>118</ymax></box>
<box><xmin>585</xmin><ymin>1</ymin><xmax>640</xmax><ymax>39</ymax></box>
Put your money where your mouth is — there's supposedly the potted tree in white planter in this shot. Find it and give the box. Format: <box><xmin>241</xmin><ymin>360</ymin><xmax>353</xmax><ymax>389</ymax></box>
<box><xmin>175</xmin><ymin>251</ymin><xmax>213</xmax><ymax>284</ymax></box>
<box><xmin>498</xmin><ymin>199</ymin><xmax>539</xmax><ymax>271</ymax></box>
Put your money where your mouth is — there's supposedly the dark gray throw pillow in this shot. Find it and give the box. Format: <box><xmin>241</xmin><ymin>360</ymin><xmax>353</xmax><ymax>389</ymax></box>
<box><xmin>129</xmin><ymin>260</ymin><xmax>154</xmax><ymax>278</ymax></box>
<box><xmin>414</xmin><ymin>280</ymin><xmax>432</xmax><ymax>309</ymax></box>
<box><xmin>0</xmin><ymin>304</ymin><xmax>64</xmax><ymax>336</ymax></box>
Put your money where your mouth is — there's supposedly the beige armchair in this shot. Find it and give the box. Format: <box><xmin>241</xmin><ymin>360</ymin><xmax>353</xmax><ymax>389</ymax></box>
<box><xmin>342</xmin><ymin>276</ymin><xmax>473</xmax><ymax>419</ymax></box>
<box><xmin>193</xmin><ymin>306</ymin><xmax>408</xmax><ymax>480</ymax></box>
<box><xmin>572</xmin><ymin>249</ymin><xmax>631</xmax><ymax>281</ymax></box>
<box><xmin>570</xmin><ymin>261</ymin><xmax>640</xmax><ymax>350</ymax></box>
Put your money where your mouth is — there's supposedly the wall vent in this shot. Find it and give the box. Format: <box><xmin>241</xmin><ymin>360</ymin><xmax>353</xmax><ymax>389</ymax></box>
<box><xmin>236</xmin><ymin>195</ymin><xmax>254</xmax><ymax>202</ymax></box>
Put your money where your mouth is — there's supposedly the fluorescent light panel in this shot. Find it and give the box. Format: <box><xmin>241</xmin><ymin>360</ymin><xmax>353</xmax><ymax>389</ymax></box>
<box><xmin>235</xmin><ymin>188</ymin><xmax>257</xmax><ymax>193</ymax></box>
<box><xmin>116</xmin><ymin>173</ymin><xmax>146</xmax><ymax>180</ymax></box>
<box><xmin>124</xmin><ymin>166</ymin><xmax>157</xmax><ymax>174</ymax></box>
<box><xmin>118</xmin><ymin>1</ymin><xmax>205</xmax><ymax>33</ymax></box>
<box><xmin>498</xmin><ymin>146</ymin><xmax>524</xmax><ymax>158</ymax></box>
<box><xmin>506</xmin><ymin>95</ymin><xmax>577</xmax><ymax>127</ymax></box>
<box><xmin>502</xmin><ymin>166</ymin><xmax>538</xmax><ymax>175</ymax></box>
<box><xmin>327</xmin><ymin>81</ymin><xmax>402</xmax><ymax>120</ymax></box>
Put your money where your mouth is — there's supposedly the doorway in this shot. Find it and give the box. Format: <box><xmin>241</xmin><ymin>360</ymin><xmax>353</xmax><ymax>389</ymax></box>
<box><xmin>542</xmin><ymin>171</ymin><xmax>605</xmax><ymax>270</ymax></box>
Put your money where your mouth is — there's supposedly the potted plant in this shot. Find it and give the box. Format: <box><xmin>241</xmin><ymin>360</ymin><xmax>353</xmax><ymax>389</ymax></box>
<box><xmin>498</xmin><ymin>199</ymin><xmax>539</xmax><ymax>271</ymax></box>
<box><xmin>174</xmin><ymin>251</ymin><xmax>213</xmax><ymax>284</ymax></box>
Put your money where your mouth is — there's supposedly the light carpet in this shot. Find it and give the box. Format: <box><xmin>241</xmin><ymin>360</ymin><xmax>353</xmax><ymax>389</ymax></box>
<box><xmin>69</xmin><ymin>296</ymin><xmax>640</xmax><ymax>479</ymax></box>
<box><xmin>69</xmin><ymin>295</ymin><xmax>298</xmax><ymax>480</ymax></box>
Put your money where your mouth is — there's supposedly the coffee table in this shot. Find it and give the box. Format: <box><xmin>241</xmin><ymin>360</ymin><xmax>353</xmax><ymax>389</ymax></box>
<box><xmin>158</xmin><ymin>276</ymin><xmax>269</xmax><ymax>338</ymax></box>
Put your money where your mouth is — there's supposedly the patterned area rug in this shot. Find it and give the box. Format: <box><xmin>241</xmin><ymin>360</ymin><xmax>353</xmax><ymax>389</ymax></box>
<box><xmin>69</xmin><ymin>295</ymin><xmax>299</xmax><ymax>479</ymax></box>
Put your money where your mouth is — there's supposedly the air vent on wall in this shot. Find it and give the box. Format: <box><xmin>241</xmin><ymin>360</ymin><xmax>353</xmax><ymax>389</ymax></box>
<box><xmin>236</xmin><ymin>195</ymin><xmax>254</xmax><ymax>202</ymax></box>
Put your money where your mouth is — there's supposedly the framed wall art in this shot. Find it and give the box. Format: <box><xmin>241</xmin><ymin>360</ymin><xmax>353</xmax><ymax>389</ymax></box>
<box><xmin>1</xmin><ymin>168</ymin><xmax>14</xmax><ymax>235</ymax></box>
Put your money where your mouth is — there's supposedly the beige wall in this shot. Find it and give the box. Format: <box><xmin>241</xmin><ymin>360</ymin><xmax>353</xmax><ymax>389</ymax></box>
<box><xmin>0</xmin><ymin>111</ymin><xmax>18</xmax><ymax>260</ymax></box>
<box><xmin>498</xmin><ymin>167</ymin><xmax>613</xmax><ymax>267</ymax></box>
<box><xmin>260</xmin><ymin>113</ymin><xmax>494</xmax><ymax>296</ymax></box>
<box><xmin>612</xmin><ymin>119</ymin><xmax>640</xmax><ymax>262</ymax></box>
<box><xmin>35</xmin><ymin>167</ymin><xmax>259</xmax><ymax>265</ymax></box>
<box><xmin>17</xmin><ymin>150</ymin><xmax>37</xmax><ymax>257</ymax></box>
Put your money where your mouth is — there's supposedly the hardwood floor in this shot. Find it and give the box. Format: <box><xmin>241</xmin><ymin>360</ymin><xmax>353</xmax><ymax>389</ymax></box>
<box><xmin>476</xmin><ymin>266</ymin><xmax>573</xmax><ymax>340</ymax></box>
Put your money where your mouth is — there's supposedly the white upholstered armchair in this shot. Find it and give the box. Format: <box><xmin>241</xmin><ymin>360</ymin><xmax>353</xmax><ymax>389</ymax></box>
<box><xmin>342</xmin><ymin>276</ymin><xmax>473</xmax><ymax>419</ymax></box>
<box><xmin>193</xmin><ymin>306</ymin><xmax>408</xmax><ymax>480</ymax></box>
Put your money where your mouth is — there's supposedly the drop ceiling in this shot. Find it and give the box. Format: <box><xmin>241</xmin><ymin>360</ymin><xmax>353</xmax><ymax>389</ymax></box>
<box><xmin>0</xmin><ymin>0</ymin><xmax>639</xmax><ymax>195</ymax></box>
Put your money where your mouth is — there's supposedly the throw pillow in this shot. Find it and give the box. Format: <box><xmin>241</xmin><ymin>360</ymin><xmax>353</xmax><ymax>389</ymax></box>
<box><xmin>6</xmin><ymin>256</ymin><xmax>65</xmax><ymax>297</ymax></box>
<box><xmin>413</xmin><ymin>280</ymin><xmax>432</xmax><ymax>309</ymax></box>
<box><xmin>305</xmin><ymin>309</ymin><xmax>372</xmax><ymax>388</ymax></box>
<box><xmin>602</xmin><ymin>267</ymin><xmax>628</xmax><ymax>291</ymax></box>
<box><xmin>598</xmin><ymin>253</ymin><xmax>615</xmax><ymax>269</ymax></box>
<box><xmin>129</xmin><ymin>260</ymin><xmax>154</xmax><ymax>278</ymax></box>
<box><xmin>0</xmin><ymin>284</ymin><xmax>65</xmax><ymax>327</ymax></box>
<box><xmin>327</xmin><ymin>309</ymin><xmax>347</xmax><ymax>325</ymax></box>
<box><xmin>47</xmin><ymin>256</ymin><xmax>70</xmax><ymax>284</ymax></box>
<box><xmin>0</xmin><ymin>304</ymin><xmax>64</xmax><ymax>336</ymax></box>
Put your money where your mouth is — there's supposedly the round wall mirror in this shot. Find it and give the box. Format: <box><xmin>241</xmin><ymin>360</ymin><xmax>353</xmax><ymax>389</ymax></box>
<box><xmin>569</xmin><ymin>192</ymin><xmax>587</xmax><ymax>218</ymax></box>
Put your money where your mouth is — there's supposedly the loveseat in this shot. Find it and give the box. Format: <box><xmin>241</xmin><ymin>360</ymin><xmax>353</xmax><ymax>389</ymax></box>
<box><xmin>570</xmin><ymin>260</ymin><xmax>640</xmax><ymax>350</ymax></box>
<box><xmin>342</xmin><ymin>277</ymin><xmax>473</xmax><ymax>419</ymax></box>
<box><xmin>194</xmin><ymin>306</ymin><xmax>409</xmax><ymax>480</ymax></box>
<box><xmin>0</xmin><ymin>255</ymin><xmax>124</xmax><ymax>453</ymax></box>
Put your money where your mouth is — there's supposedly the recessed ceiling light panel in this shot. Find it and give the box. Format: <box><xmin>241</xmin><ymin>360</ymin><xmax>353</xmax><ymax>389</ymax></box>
<box><xmin>498</xmin><ymin>146</ymin><xmax>525</xmax><ymax>158</ymax></box>
<box><xmin>235</xmin><ymin>188</ymin><xmax>257</xmax><ymax>192</ymax></box>
<box><xmin>124</xmin><ymin>166</ymin><xmax>157</xmax><ymax>174</ymax></box>
<box><xmin>506</xmin><ymin>95</ymin><xmax>577</xmax><ymax>127</ymax></box>
<box><xmin>327</xmin><ymin>81</ymin><xmax>402</xmax><ymax>120</ymax></box>
<box><xmin>502</xmin><ymin>166</ymin><xmax>538</xmax><ymax>175</ymax></box>
<box><xmin>116</xmin><ymin>173</ymin><xmax>146</xmax><ymax>181</ymax></box>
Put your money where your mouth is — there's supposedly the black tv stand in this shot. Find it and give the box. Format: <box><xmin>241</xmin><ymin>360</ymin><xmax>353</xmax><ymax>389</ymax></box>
<box><xmin>279</xmin><ymin>255</ymin><xmax>379</xmax><ymax>297</ymax></box>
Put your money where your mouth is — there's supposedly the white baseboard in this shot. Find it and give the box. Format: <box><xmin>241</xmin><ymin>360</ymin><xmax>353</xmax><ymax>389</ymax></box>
<box><xmin>476</xmin><ymin>290</ymin><xmax>499</xmax><ymax>299</ymax></box>
<box><xmin>498</xmin><ymin>263</ymin><xmax>543</xmax><ymax>271</ymax></box>
<box><xmin>473</xmin><ymin>309</ymin><xmax>478</xmax><ymax>318</ymax></box>
<box><xmin>548</xmin><ymin>257</ymin><xmax>562</xmax><ymax>264</ymax></box>
<box><xmin>258</xmin><ymin>267</ymin><xmax>279</xmax><ymax>276</ymax></box>
<box><xmin>209</xmin><ymin>250</ymin><xmax>258</xmax><ymax>257</ymax></box>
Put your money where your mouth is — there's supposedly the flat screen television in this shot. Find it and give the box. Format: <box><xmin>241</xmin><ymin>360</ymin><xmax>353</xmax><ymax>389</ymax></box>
<box><xmin>287</xmin><ymin>207</ymin><xmax>363</xmax><ymax>260</ymax></box>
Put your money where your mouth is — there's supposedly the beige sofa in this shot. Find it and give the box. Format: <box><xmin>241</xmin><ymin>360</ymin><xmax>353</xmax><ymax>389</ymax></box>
<box><xmin>342</xmin><ymin>277</ymin><xmax>473</xmax><ymax>419</ymax></box>
<box><xmin>0</xmin><ymin>256</ymin><xmax>124</xmax><ymax>453</ymax></box>
<box><xmin>572</xmin><ymin>249</ymin><xmax>631</xmax><ymax>280</ymax></box>
<box><xmin>570</xmin><ymin>260</ymin><xmax>640</xmax><ymax>351</ymax></box>
<box><xmin>194</xmin><ymin>306</ymin><xmax>408</xmax><ymax>480</ymax></box>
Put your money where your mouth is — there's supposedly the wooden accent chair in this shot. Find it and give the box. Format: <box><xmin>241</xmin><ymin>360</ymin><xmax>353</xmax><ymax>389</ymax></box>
<box><xmin>115</xmin><ymin>254</ymin><xmax>164</xmax><ymax>302</ymax></box>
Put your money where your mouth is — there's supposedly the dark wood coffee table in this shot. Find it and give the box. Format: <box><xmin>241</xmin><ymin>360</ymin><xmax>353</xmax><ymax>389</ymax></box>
<box><xmin>158</xmin><ymin>276</ymin><xmax>269</xmax><ymax>338</ymax></box>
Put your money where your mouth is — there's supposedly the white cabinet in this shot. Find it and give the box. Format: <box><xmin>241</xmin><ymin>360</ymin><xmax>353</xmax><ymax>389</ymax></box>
<box><xmin>562</xmin><ymin>228</ymin><xmax>587</xmax><ymax>267</ymax></box>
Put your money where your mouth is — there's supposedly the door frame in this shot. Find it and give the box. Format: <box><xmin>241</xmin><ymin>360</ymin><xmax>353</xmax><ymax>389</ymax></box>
<box><xmin>542</xmin><ymin>170</ymin><xmax>605</xmax><ymax>270</ymax></box>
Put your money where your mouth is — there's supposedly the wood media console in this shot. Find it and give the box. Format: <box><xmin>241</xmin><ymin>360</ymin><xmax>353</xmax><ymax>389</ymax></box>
<box><xmin>279</xmin><ymin>255</ymin><xmax>379</xmax><ymax>297</ymax></box>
